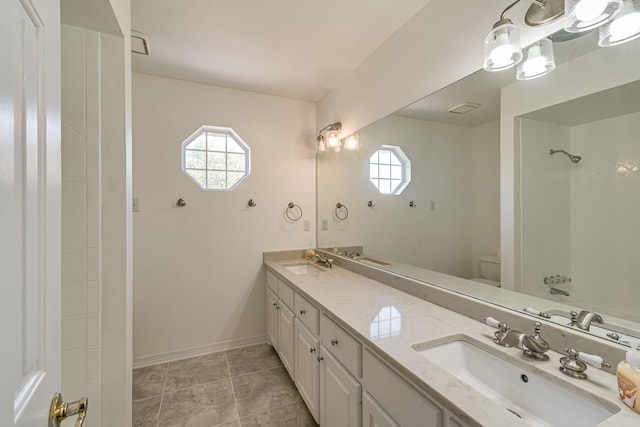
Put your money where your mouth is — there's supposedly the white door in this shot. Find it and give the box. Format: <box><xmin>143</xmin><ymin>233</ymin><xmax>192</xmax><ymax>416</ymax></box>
<box><xmin>0</xmin><ymin>0</ymin><xmax>64</xmax><ymax>425</ymax></box>
<box><xmin>320</xmin><ymin>347</ymin><xmax>361</xmax><ymax>427</ymax></box>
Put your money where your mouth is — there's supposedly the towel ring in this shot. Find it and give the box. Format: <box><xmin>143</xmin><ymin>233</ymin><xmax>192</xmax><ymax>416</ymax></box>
<box><xmin>285</xmin><ymin>202</ymin><xmax>303</xmax><ymax>221</ymax></box>
<box><xmin>335</xmin><ymin>203</ymin><xmax>349</xmax><ymax>221</ymax></box>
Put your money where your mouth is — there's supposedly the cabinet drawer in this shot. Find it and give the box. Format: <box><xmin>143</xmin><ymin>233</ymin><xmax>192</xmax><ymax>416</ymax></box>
<box><xmin>266</xmin><ymin>270</ymin><xmax>278</xmax><ymax>292</ymax></box>
<box><xmin>278</xmin><ymin>279</ymin><xmax>295</xmax><ymax>310</ymax></box>
<box><xmin>295</xmin><ymin>293</ymin><xmax>319</xmax><ymax>334</ymax></box>
<box><xmin>320</xmin><ymin>314</ymin><xmax>361</xmax><ymax>378</ymax></box>
<box><xmin>363</xmin><ymin>349</ymin><xmax>441</xmax><ymax>427</ymax></box>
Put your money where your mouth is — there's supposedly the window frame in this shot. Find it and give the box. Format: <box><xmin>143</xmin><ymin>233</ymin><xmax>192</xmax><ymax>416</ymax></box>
<box><xmin>181</xmin><ymin>125</ymin><xmax>251</xmax><ymax>191</ymax></box>
<box><xmin>369</xmin><ymin>145</ymin><xmax>411</xmax><ymax>195</ymax></box>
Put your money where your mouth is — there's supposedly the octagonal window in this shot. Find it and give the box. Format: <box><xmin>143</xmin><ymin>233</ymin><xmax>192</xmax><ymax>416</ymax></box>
<box><xmin>182</xmin><ymin>126</ymin><xmax>251</xmax><ymax>191</ymax></box>
<box><xmin>369</xmin><ymin>145</ymin><xmax>411</xmax><ymax>195</ymax></box>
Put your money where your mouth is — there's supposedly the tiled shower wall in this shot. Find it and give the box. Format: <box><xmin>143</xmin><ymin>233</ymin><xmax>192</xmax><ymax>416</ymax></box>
<box><xmin>61</xmin><ymin>25</ymin><xmax>101</xmax><ymax>425</ymax></box>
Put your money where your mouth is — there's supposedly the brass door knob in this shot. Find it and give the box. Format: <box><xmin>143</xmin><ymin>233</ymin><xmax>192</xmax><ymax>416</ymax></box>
<box><xmin>49</xmin><ymin>393</ymin><xmax>88</xmax><ymax>427</ymax></box>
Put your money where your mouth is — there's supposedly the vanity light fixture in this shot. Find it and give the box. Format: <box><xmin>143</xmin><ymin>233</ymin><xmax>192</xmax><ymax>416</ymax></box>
<box><xmin>344</xmin><ymin>134</ymin><xmax>359</xmax><ymax>151</ymax></box>
<box><xmin>517</xmin><ymin>37</ymin><xmax>556</xmax><ymax>79</ymax></box>
<box><xmin>484</xmin><ymin>0</ymin><xmax>546</xmax><ymax>71</ymax></box>
<box><xmin>564</xmin><ymin>0</ymin><xmax>623</xmax><ymax>32</ymax></box>
<box><xmin>317</xmin><ymin>122</ymin><xmax>342</xmax><ymax>153</ymax></box>
<box><xmin>599</xmin><ymin>0</ymin><xmax>640</xmax><ymax>45</ymax></box>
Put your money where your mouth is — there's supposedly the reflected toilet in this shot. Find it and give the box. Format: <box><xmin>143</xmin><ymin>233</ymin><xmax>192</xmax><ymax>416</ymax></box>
<box><xmin>473</xmin><ymin>256</ymin><xmax>501</xmax><ymax>287</ymax></box>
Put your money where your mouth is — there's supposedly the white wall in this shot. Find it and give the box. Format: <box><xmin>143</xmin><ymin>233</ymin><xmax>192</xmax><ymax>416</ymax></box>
<box><xmin>318</xmin><ymin>115</ymin><xmax>500</xmax><ymax>279</ymax></box>
<box><xmin>61</xmin><ymin>25</ymin><xmax>102</xmax><ymax>425</ymax></box>
<box><xmin>132</xmin><ymin>73</ymin><xmax>316</xmax><ymax>364</ymax></box>
<box><xmin>569</xmin><ymin>112</ymin><xmax>640</xmax><ymax>321</ymax></box>
<box><xmin>519</xmin><ymin>119</ymin><xmax>571</xmax><ymax>297</ymax></box>
<box><xmin>470</xmin><ymin>120</ymin><xmax>501</xmax><ymax>278</ymax></box>
<box><xmin>316</xmin><ymin>0</ymin><xmax>561</xmax><ymax>137</ymax></box>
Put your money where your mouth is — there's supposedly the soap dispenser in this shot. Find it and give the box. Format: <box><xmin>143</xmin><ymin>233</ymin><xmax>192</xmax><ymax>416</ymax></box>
<box><xmin>617</xmin><ymin>341</ymin><xmax>640</xmax><ymax>414</ymax></box>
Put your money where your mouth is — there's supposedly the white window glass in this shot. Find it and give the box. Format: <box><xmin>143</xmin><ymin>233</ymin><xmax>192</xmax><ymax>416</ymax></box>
<box><xmin>368</xmin><ymin>145</ymin><xmax>411</xmax><ymax>195</ymax></box>
<box><xmin>182</xmin><ymin>126</ymin><xmax>251</xmax><ymax>190</ymax></box>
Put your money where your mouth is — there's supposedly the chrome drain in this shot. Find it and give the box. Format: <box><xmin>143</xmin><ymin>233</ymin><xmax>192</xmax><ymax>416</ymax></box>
<box><xmin>506</xmin><ymin>408</ymin><xmax>522</xmax><ymax>419</ymax></box>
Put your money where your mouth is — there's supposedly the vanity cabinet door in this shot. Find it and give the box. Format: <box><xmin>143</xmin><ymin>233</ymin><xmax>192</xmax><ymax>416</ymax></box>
<box><xmin>320</xmin><ymin>346</ymin><xmax>361</xmax><ymax>427</ymax></box>
<box><xmin>363</xmin><ymin>392</ymin><xmax>400</xmax><ymax>427</ymax></box>
<box><xmin>266</xmin><ymin>288</ymin><xmax>279</xmax><ymax>350</ymax></box>
<box><xmin>294</xmin><ymin>319</ymin><xmax>320</xmax><ymax>423</ymax></box>
<box><xmin>278</xmin><ymin>303</ymin><xmax>295</xmax><ymax>378</ymax></box>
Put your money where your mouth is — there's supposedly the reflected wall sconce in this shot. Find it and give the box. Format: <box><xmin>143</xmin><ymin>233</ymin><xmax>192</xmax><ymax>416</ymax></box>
<box><xmin>485</xmin><ymin>0</ymin><xmax>635</xmax><ymax>81</ymax></box>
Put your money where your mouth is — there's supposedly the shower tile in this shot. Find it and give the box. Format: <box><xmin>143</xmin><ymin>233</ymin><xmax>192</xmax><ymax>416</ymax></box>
<box><xmin>164</xmin><ymin>352</ymin><xmax>230</xmax><ymax>393</ymax></box>
<box><xmin>133</xmin><ymin>363</ymin><xmax>167</xmax><ymax>400</ymax></box>
<box><xmin>232</xmin><ymin>367</ymin><xmax>300</xmax><ymax>418</ymax></box>
<box><xmin>159</xmin><ymin>379</ymin><xmax>237</xmax><ymax>427</ymax></box>
<box><xmin>133</xmin><ymin>395</ymin><xmax>161</xmax><ymax>427</ymax></box>
<box><xmin>239</xmin><ymin>400</ymin><xmax>317</xmax><ymax>427</ymax></box>
<box><xmin>226</xmin><ymin>343</ymin><xmax>282</xmax><ymax>377</ymax></box>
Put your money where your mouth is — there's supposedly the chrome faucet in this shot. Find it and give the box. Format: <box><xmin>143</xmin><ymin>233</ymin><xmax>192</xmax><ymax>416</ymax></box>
<box><xmin>313</xmin><ymin>254</ymin><xmax>334</xmax><ymax>268</ymax></box>
<box><xmin>559</xmin><ymin>348</ymin><xmax>611</xmax><ymax>379</ymax></box>
<box><xmin>485</xmin><ymin>318</ymin><xmax>550</xmax><ymax>360</ymax></box>
<box><xmin>346</xmin><ymin>251</ymin><xmax>360</xmax><ymax>259</ymax></box>
<box><xmin>571</xmin><ymin>310</ymin><xmax>604</xmax><ymax>331</ymax></box>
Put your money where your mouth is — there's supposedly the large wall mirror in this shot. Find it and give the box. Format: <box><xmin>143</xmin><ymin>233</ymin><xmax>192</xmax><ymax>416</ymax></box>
<box><xmin>317</xmin><ymin>27</ymin><xmax>640</xmax><ymax>347</ymax></box>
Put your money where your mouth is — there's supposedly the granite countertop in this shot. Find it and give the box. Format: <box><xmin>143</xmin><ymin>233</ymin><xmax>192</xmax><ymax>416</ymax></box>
<box><xmin>264</xmin><ymin>256</ymin><xmax>638</xmax><ymax>427</ymax></box>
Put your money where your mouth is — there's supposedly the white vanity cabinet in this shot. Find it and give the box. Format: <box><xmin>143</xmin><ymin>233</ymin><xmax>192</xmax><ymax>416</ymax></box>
<box><xmin>295</xmin><ymin>318</ymin><xmax>320</xmax><ymax>423</ymax></box>
<box><xmin>266</xmin><ymin>271</ymin><xmax>296</xmax><ymax>378</ymax></box>
<box><xmin>266</xmin><ymin>288</ymin><xmax>279</xmax><ymax>351</ymax></box>
<box><xmin>278</xmin><ymin>302</ymin><xmax>295</xmax><ymax>378</ymax></box>
<box><xmin>363</xmin><ymin>349</ymin><xmax>442</xmax><ymax>427</ymax></box>
<box><xmin>320</xmin><ymin>346</ymin><xmax>362</xmax><ymax>427</ymax></box>
<box><xmin>363</xmin><ymin>392</ymin><xmax>400</xmax><ymax>427</ymax></box>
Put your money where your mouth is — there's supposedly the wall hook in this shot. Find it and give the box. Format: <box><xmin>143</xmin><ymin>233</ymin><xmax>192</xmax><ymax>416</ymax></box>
<box><xmin>175</xmin><ymin>198</ymin><xmax>186</xmax><ymax>207</ymax></box>
<box><xmin>367</xmin><ymin>200</ymin><xmax>375</xmax><ymax>208</ymax></box>
<box><xmin>409</xmin><ymin>201</ymin><xmax>417</xmax><ymax>207</ymax></box>
<box><xmin>247</xmin><ymin>199</ymin><xmax>257</xmax><ymax>207</ymax></box>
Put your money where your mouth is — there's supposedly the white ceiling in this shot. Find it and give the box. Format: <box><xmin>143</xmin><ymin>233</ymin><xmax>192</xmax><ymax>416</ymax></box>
<box><xmin>131</xmin><ymin>0</ymin><xmax>432</xmax><ymax>102</ymax></box>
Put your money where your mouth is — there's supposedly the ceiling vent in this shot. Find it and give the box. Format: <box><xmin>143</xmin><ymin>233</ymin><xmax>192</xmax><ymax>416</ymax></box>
<box><xmin>131</xmin><ymin>30</ymin><xmax>150</xmax><ymax>55</ymax></box>
<box><xmin>447</xmin><ymin>102</ymin><xmax>481</xmax><ymax>114</ymax></box>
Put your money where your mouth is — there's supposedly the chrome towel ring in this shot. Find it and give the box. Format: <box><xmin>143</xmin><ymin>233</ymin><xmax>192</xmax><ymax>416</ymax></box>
<box><xmin>285</xmin><ymin>202</ymin><xmax>303</xmax><ymax>221</ymax></box>
<box><xmin>335</xmin><ymin>202</ymin><xmax>349</xmax><ymax>221</ymax></box>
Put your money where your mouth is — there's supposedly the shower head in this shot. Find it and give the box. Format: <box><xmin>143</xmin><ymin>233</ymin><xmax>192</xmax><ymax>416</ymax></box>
<box><xmin>550</xmin><ymin>149</ymin><xmax>582</xmax><ymax>164</ymax></box>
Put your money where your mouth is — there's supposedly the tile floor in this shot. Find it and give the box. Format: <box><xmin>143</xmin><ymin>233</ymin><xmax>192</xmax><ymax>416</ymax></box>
<box><xmin>133</xmin><ymin>343</ymin><xmax>317</xmax><ymax>427</ymax></box>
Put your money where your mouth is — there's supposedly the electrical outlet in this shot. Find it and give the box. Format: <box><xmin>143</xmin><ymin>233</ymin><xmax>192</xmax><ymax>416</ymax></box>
<box><xmin>303</xmin><ymin>219</ymin><xmax>310</xmax><ymax>231</ymax></box>
<box><xmin>430</xmin><ymin>200</ymin><xmax>435</xmax><ymax>211</ymax></box>
<box><xmin>133</xmin><ymin>197</ymin><xmax>140</xmax><ymax>212</ymax></box>
<box><xmin>321</xmin><ymin>219</ymin><xmax>329</xmax><ymax>231</ymax></box>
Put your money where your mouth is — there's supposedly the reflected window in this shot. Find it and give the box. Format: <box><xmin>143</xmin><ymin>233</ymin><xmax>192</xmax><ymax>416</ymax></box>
<box><xmin>182</xmin><ymin>125</ymin><xmax>250</xmax><ymax>191</ymax></box>
<box><xmin>369</xmin><ymin>145</ymin><xmax>411</xmax><ymax>195</ymax></box>
<box><xmin>369</xmin><ymin>306</ymin><xmax>402</xmax><ymax>340</ymax></box>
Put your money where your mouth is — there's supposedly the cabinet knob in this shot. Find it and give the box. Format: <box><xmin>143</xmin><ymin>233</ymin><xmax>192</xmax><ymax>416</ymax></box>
<box><xmin>276</xmin><ymin>305</ymin><xmax>280</xmax><ymax>310</ymax></box>
<box><xmin>318</xmin><ymin>356</ymin><xmax>324</xmax><ymax>362</ymax></box>
<box><xmin>272</xmin><ymin>302</ymin><xmax>277</xmax><ymax>307</ymax></box>
<box><xmin>299</xmin><ymin>309</ymin><xmax>306</xmax><ymax>315</ymax></box>
<box><xmin>310</xmin><ymin>347</ymin><xmax>316</xmax><ymax>353</ymax></box>
<box><xmin>331</xmin><ymin>339</ymin><xmax>338</xmax><ymax>346</ymax></box>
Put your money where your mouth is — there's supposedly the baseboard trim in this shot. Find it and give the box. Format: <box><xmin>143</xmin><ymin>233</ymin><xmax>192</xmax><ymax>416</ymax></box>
<box><xmin>133</xmin><ymin>334</ymin><xmax>267</xmax><ymax>369</ymax></box>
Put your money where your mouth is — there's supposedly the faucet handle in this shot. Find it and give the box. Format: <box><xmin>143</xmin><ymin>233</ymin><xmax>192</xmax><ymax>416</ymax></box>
<box><xmin>578</xmin><ymin>351</ymin><xmax>611</xmax><ymax>369</ymax></box>
<box><xmin>560</xmin><ymin>348</ymin><xmax>610</xmax><ymax>379</ymax></box>
<box><xmin>485</xmin><ymin>316</ymin><xmax>506</xmax><ymax>330</ymax></box>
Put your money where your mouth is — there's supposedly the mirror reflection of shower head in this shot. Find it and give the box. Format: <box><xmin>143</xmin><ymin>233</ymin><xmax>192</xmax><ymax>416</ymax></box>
<box><xmin>549</xmin><ymin>149</ymin><xmax>582</xmax><ymax>164</ymax></box>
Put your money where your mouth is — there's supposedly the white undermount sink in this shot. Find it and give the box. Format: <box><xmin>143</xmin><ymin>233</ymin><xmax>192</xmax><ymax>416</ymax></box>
<box><xmin>283</xmin><ymin>262</ymin><xmax>325</xmax><ymax>275</ymax></box>
<box><xmin>412</xmin><ymin>338</ymin><xmax>618</xmax><ymax>426</ymax></box>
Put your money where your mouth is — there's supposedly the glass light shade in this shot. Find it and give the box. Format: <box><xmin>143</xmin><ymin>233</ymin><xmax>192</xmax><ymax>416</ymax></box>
<box><xmin>344</xmin><ymin>134</ymin><xmax>359</xmax><ymax>151</ymax></box>
<box><xmin>317</xmin><ymin>135</ymin><xmax>326</xmax><ymax>152</ymax></box>
<box><xmin>483</xmin><ymin>20</ymin><xmax>523</xmax><ymax>72</ymax></box>
<box><xmin>599</xmin><ymin>0</ymin><xmax>640</xmax><ymax>46</ymax></box>
<box><xmin>516</xmin><ymin>38</ymin><xmax>556</xmax><ymax>80</ymax></box>
<box><xmin>326</xmin><ymin>130</ymin><xmax>340</xmax><ymax>149</ymax></box>
<box><xmin>564</xmin><ymin>0</ymin><xmax>623</xmax><ymax>32</ymax></box>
